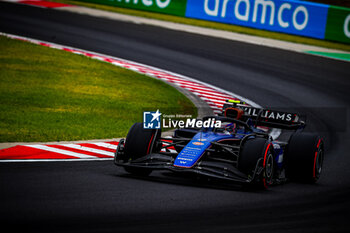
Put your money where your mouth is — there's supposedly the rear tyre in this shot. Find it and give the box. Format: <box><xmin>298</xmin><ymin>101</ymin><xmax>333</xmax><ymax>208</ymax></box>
<box><xmin>285</xmin><ymin>132</ymin><xmax>324</xmax><ymax>183</ymax></box>
<box><xmin>238</xmin><ymin>137</ymin><xmax>274</xmax><ymax>189</ymax></box>
<box><xmin>123</xmin><ymin>123</ymin><xmax>160</xmax><ymax>176</ymax></box>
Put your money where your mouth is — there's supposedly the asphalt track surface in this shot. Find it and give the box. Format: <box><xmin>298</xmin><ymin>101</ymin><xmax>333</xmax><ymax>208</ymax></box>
<box><xmin>1</xmin><ymin>2</ymin><xmax>350</xmax><ymax>232</ymax></box>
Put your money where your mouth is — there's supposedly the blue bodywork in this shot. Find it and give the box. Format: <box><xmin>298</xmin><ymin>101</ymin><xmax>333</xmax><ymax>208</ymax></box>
<box><xmin>272</xmin><ymin>142</ymin><xmax>284</xmax><ymax>169</ymax></box>
<box><xmin>174</xmin><ymin>126</ymin><xmax>284</xmax><ymax>169</ymax></box>
<box><xmin>174</xmin><ymin>128</ymin><xmax>248</xmax><ymax>168</ymax></box>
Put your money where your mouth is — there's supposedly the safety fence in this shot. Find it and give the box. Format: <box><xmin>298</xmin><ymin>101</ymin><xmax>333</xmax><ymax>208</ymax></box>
<box><xmin>78</xmin><ymin>0</ymin><xmax>350</xmax><ymax>44</ymax></box>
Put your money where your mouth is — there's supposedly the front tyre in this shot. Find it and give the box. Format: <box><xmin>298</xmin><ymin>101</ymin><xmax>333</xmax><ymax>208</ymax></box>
<box><xmin>122</xmin><ymin>123</ymin><xmax>160</xmax><ymax>176</ymax></box>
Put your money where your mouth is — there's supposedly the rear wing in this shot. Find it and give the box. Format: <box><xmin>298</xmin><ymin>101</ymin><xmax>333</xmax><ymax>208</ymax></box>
<box><xmin>221</xmin><ymin>100</ymin><xmax>305</xmax><ymax>130</ymax></box>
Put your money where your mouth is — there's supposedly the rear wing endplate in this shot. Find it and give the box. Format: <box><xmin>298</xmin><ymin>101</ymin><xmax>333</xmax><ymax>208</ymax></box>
<box><xmin>222</xmin><ymin>100</ymin><xmax>305</xmax><ymax>130</ymax></box>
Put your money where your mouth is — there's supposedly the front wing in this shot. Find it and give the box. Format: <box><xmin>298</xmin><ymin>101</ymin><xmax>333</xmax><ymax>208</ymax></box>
<box><xmin>114</xmin><ymin>151</ymin><xmax>264</xmax><ymax>184</ymax></box>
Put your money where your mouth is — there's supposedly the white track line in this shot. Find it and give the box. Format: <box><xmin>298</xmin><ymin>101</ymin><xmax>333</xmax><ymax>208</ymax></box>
<box><xmin>25</xmin><ymin>145</ymin><xmax>98</xmax><ymax>159</ymax></box>
<box><xmin>60</xmin><ymin>144</ymin><xmax>115</xmax><ymax>157</ymax></box>
<box><xmin>93</xmin><ymin>142</ymin><xmax>118</xmax><ymax>150</ymax></box>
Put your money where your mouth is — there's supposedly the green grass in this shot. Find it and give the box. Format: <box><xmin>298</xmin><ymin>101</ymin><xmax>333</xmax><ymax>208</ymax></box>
<box><xmin>52</xmin><ymin>0</ymin><xmax>350</xmax><ymax>52</ymax></box>
<box><xmin>0</xmin><ymin>36</ymin><xmax>196</xmax><ymax>142</ymax></box>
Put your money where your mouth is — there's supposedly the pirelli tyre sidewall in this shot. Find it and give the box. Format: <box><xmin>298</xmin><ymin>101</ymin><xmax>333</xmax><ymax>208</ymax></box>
<box><xmin>285</xmin><ymin>132</ymin><xmax>324</xmax><ymax>183</ymax></box>
<box><xmin>238</xmin><ymin>137</ymin><xmax>274</xmax><ymax>189</ymax></box>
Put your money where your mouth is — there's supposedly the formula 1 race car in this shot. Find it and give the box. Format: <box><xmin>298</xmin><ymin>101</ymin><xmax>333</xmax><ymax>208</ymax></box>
<box><xmin>114</xmin><ymin>100</ymin><xmax>324</xmax><ymax>189</ymax></box>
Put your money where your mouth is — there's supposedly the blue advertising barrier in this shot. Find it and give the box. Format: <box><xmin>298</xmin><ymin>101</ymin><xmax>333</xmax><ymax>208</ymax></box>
<box><xmin>185</xmin><ymin>0</ymin><xmax>329</xmax><ymax>39</ymax></box>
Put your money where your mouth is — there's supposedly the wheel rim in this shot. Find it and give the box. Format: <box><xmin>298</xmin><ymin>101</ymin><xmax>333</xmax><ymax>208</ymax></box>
<box><xmin>314</xmin><ymin>147</ymin><xmax>324</xmax><ymax>180</ymax></box>
<box><xmin>262</xmin><ymin>143</ymin><xmax>274</xmax><ymax>188</ymax></box>
<box><xmin>265</xmin><ymin>153</ymin><xmax>274</xmax><ymax>183</ymax></box>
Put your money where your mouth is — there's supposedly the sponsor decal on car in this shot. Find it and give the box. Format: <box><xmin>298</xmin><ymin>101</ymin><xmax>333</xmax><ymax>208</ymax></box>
<box><xmin>192</xmin><ymin>141</ymin><xmax>205</xmax><ymax>146</ymax></box>
<box><xmin>242</xmin><ymin>107</ymin><xmax>295</xmax><ymax>121</ymax></box>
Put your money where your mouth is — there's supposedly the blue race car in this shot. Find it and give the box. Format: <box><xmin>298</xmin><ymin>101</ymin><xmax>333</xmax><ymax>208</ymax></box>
<box><xmin>114</xmin><ymin>100</ymin><xmax>324</xmax><ymax>189</ymax></box>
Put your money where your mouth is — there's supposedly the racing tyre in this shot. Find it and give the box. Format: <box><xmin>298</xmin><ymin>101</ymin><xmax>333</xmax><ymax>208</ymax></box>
<box><xmin>123</xmin><ymin>123</ymin><xmax>160</xmax><ymax>176</ymax></box>
<box><xmin>238</xmin><ymin>137</ymin><xmax>274</xmax><ymax>189</ymax></box>
<box><xmin>285</xmin><ymin>133</ymin><xmax>324</xmax><ymax>183</ymax></box>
